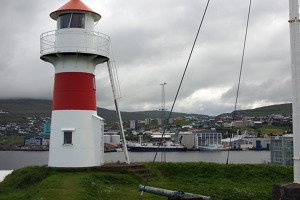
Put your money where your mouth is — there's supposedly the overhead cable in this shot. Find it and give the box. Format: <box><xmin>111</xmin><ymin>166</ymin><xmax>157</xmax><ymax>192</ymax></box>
<box><xmin>138</xmin><ymin>0</ymin><xmax>211</xmax><ymax>199</ymax></box>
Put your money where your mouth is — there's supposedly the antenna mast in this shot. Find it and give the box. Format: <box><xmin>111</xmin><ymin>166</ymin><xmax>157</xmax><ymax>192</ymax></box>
<box><xmin>289</xmin><ymin>0</ymin><xmax>300</xmax><ymax>183</ymax></box>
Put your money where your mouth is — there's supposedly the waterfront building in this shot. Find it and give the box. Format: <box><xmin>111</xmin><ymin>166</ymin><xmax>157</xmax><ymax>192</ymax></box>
<box><xmin>222</xmin><ymin>135</ymin><xmax>270</xmax><ymax>150</ymax></box>
<box><xmin>252</xmin><ymin>138</ymin><xmax>270</xmax><ymax>149</ymax></box>
<box><xmin>270</xmin><ymin>134</ymin><xmax>293</xmax><ymax>166</ymax></box>
<box><xmin>194</xmin><ymin>130</ymin><xmax>223</xmax><ymax>150</ymax></box>
<box><xmin>178</xmin><ymin>131</ymin><xmax>196</xmax><ymax>149</ymax></box>
<box><xmin>24</xmin><ymin>137</ymin><xmax>50</xmax><ymax>147</ymax></box>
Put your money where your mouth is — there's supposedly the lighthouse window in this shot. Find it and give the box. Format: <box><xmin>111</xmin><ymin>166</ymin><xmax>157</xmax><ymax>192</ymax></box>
<box><xmin>63</xmin><ymin>131</ymin><xmax>72</xmax><ymax>145</ymax></box>
<box><xmin>93</xmin><ymin>75</ymin><xmax>96</xmax><ymax>90</ymax></box>
<box><xmin>59</xmin><ymin>14</ymin><xmax>71</xmax><ymax>29</ymax></box>
<box><xmin>70</xmin><ymin>13</ymin><xmax>85</xmax><ymax>28</ymax></box>
<box><xmin>59</xmin><ymin>13</ymin><xmax>85</xmax><ymax>29</ymax></box>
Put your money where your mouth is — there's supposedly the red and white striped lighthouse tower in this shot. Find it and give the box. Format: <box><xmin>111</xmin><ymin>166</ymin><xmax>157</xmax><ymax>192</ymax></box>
<box><xmin>40</xmin><ymin>0</ymin><xmax>109</xmax><ymax>167</ymax></box>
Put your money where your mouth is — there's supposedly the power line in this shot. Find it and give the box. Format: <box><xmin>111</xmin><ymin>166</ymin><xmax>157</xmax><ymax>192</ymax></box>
<box><xmin>138</xmin><ymin>0</ymin><xmax>211</xmax><ymax>199</ymax></box>
<box><xmin>226</xmin><ymin>0</ymin><xmax>252</xmax><ymax>166</ymax></box>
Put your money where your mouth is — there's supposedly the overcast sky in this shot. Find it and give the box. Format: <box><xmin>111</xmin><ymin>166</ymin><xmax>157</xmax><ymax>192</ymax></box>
<box><xmin>0</xmin><ymin>0</ymin><xmax>291</xmax><ymax>116</ymax></box>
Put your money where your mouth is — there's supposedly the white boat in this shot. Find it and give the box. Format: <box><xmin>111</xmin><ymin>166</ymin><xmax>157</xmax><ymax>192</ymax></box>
<box><xmin>198</xmin><ymin>144</ymin><xmax>229</xmax><ymax>151</ymax></box>
<box><xmin>127</xmin><ymin>141</ymin><xmax>187</xmax><ymax>152</ymax></box>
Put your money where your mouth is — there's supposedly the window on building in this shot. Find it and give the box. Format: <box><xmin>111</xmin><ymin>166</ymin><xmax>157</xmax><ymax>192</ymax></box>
<box><xmin>93</xmin><ymin>75</ymin><xmax>96</xmax><ymax>91</ymax></box>
<box><xmin>58</xmin><ymin>13</ymin><xmax>85</xmax><ymax>29</ymax></box>
<box><xmin>64</xmin><ymin>131</ymin><xmax>72</xmax><ymax>144</ymax></box>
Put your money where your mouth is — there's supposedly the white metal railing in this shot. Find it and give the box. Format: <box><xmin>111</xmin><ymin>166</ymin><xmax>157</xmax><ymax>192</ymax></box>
<box><xmin>40</xmin><ymin>30</ymin><xmax>110</xmax><ymax>58</ymax></box>
<box><xmin>107</xmin><ymin>60</ymin><xmax>130</xmax><ymax>164</ymax></box>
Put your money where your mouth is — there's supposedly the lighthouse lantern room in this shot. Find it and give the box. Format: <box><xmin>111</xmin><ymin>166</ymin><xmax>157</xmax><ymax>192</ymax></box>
<box><xmin>40</xmin><ymin>0</ymin><xmax>109</xmax><ymax>167</ymax></box>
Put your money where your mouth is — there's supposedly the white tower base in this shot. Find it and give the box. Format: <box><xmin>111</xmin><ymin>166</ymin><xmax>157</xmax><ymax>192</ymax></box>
<box><xmin>48</xmin><ymin>110</ymin><xmax>104</xmax><ymax>168</ymax></box>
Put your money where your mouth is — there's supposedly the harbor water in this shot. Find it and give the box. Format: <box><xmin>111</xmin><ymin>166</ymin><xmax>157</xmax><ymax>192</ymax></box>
<box><xmin>0</xmin><ymin>150</ymin><xmax>270</xmax><ymax>170</ymax></box>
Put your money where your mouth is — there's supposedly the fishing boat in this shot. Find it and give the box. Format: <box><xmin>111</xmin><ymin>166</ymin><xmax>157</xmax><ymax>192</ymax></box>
<box><xmin>198</xmin><ymin>144</ymin><xmax>229</xmax><ymax>151</ymax></box>
<box><xmin>127</xmin><ymin>140</ymin><xmax>187</xmax><ymax>152</ymax></box>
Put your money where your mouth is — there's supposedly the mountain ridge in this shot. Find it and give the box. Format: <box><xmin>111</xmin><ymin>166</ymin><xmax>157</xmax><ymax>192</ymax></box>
<box><xmin>0</xmin><ymin>98</ymin><xmax>292</xmax><ymax>123</ymax></box>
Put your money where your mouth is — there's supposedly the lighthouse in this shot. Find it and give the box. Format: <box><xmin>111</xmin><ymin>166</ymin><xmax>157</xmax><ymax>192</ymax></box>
<box><xmin>40</xmin><ymin>0</ymin><xmax>109</xmax><ymax>167</ymax></box>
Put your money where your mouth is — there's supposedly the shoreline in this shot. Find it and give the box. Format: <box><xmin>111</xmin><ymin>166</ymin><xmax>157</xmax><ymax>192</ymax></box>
<box><xmin>0</xmin><ymin>147</ymin><xmax>270</xmax><ymax>152</ymax></box>
<box><xmin>0</xmin><ymin>147</ymin><xmax>49</xmax><ymax>151</ymax></box>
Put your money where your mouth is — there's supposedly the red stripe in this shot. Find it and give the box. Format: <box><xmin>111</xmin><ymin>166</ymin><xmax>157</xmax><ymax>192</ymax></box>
<box><xmin>53</xmin><ymin>72</ymin><xmax>96</xmax><ymax>110</ymax></box>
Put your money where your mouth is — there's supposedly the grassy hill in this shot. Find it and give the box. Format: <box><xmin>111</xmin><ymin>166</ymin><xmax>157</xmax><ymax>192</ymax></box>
<box><xmin>0</xmin><ymin>99</ymin><xmax>206</xmax><ymax>123</ymax></box>
<box><xmin>0</xmin><ymin>162</ymin><xmax>293</xmax><ymax>200</ymax></box>
<box><xmin>98</xmin><ymin>108</ymin><xmax>206</xmax><ymax>122</ymax></box>
<box><xmin>0</xmin><ymin>99</ymin><xmax>293</xmax><ymax>123</ymax></box>
<box><xmin>0</xmin><ymin>99</ymin><xmax>52</xmax><ymax>116</ymax></box>
<box><xmin>0</xmin><ymin>99</ymin><xmax>52</xmax><ymax>123</ymax></box>
<box><xmin>237</xmin><ymin>103</ymin><xmax>292</xmax><ymax>116</ymax></box>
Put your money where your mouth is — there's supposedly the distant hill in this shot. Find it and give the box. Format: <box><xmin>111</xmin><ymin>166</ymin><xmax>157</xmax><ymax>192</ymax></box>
<box><xmin>0</xmin><ymin>99</ymin><xmax>293</xmax><ymax>123</ymax></box>
<box><xmin>98</xmin><ymin>108</ymin><xmax>205</xmax><ymax>122</ymax></box>
<box><xmin>0</xmin><ymin>99</ymin><xmax>52</xmax><ymax>123</ymax></box>
<box><xmin>0</xmin><ymin>99</ymin><xmax>52</xmax><ymax>116</ymax></box>
<box><xmin>235</xmin><ymin>103</ymin><xmax>292</xmax><ymax>116</ymax></box>
<box><xmin>0</xmin><ymin>99</ymin><xmax>205</xmax><ymax>123</ymax></box>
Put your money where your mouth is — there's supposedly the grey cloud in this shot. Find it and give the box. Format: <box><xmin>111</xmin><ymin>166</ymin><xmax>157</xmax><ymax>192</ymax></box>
<box><xmin>0</xmin><ymin>0</ymin><xmax>292</xmax><ymax>116</ymax></box>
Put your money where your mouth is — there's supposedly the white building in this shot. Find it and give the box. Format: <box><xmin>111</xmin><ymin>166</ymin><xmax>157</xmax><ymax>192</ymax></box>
<box><xmin>130</xmin><ymin>120</ymin><xmax>137</xmax><ymax>129</ymax></box>
<box><xmin>195</xmin><ymin>132</ymin><xmax>222</xmax><ymax>149</ymax></box>
<box><xmin>270</xmin><ymin>134</ymin><xmax>293</xmax><ymax>166</ymax></box>
<box><xmin>178</xmin><ymin>132</ymin><xmax>196</xmax><ymax>149</ymax></box>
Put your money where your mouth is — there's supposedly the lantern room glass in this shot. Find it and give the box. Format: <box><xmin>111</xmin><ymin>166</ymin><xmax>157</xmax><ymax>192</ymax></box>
<box><xmin>58</xmin><ymin>13</ymin><xmax>85</xmax><ymax>29</ymax></box>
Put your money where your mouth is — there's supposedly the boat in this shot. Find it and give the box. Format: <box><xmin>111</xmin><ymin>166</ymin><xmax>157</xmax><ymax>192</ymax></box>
<box><xmin>127</xmin><ymin>141</ymin><xmax>187</xmax><ymax>152</ymax></box>
<box><xmin>198</xmin><ymin>144</ymin><xmax>229</xmax><ymax>151</ymax></box>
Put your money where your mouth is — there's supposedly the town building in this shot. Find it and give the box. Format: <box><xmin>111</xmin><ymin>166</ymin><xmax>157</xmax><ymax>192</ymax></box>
<box><xmin>41</xmin><ymin>122</ymin><xmax>51</xmax><ymax>137</ymax></box>
<box><xmin>194</xmin><ymin>130</ymin><xmax>222</xmax><ymax>150</ymax></box>
<box><xmin>270</xmin><ymin>134</ymin><xmax>293</xmax><ymax>166</ymax></box>
<box><xmin>178</xmin><ymin>131</ymin><xmax>196</xmax><ymax>149</ymax></box>
<box><xmin>24</xmin><ymin>137</ymin><xmax>50</xmax><ymax>147</ymax></box>
<box><xmin>130</xmin><ymin>120</ymin><xmax>137</xmax><ymax>129</ymax></box>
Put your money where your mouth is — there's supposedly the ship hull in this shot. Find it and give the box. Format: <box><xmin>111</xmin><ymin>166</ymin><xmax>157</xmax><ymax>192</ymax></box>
<box><xmin>128</xmin><ymin>146</ymin><xmax>187</xmax><ymax>152</ymax></box>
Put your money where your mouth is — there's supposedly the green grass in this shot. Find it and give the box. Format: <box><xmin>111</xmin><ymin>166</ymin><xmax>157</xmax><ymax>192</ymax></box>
<box><xmin>150</xmin><ymin>163</ymin><xmax>292</xmax><ymax>200</ymax></box>
<box><xmin>0</xmin><ymin>163</ymin><xmax>293</xmax><ymax>200</ymax></box>
<box><xmin>173</xmin><ymin>119</ymin><xmax>192</xmax><ymax>126</ymax></box>
<box><xmin>238</xmin><ymin>103</ymin><xmax>292</xmax><ymax>116</ymax></box>
<box><xmin>259</xmin><ymin>126</ymin><xmax>291</xmax><ymax>135</ymax></box>
<box><xmin>0</xmin><ymin>135</ymin><xmax>25</xmax><ymax>145</ymax></box>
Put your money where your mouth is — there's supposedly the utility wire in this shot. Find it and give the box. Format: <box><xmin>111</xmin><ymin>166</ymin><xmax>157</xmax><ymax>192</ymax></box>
<box><xmin>138</xmin><ymin>0</ymin><xmax>211</xmax><ymax>199</ymax></box>
<box><xmin>226</xmin><ymin>0</ymin><xmax>252</xmax><ymax>166</ymax></box>
<box><xmin>167</xmin><ymin>0</ymin><xmax>211</xmax><ymax>119</ymax></box>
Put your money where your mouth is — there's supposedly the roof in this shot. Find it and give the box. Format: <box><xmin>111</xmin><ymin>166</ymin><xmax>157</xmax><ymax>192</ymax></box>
<box><xmin>151</xmin><ymin>135</ymin><xmax>171</xmax><ymax>139</ymax></box>
<box><xmin>221</xmin><ymin>137</ymin><xmax>242</xmax><ymax>143</ymax></box>
<box><xmin>282</xmin><ymin>134</ymin><xmax>293</xmax><ymax>137</ymax></box>
<box><xmin>50</xmin><ymin>0</ymin><xmax>101</xmax><ymax>21</ymax></box>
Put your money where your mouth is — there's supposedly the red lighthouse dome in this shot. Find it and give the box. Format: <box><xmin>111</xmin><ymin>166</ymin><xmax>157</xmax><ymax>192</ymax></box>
<box><xmin>50</xmin><ymin>0</ymin><xmax>101</xmax><ymax>21</ymax></box>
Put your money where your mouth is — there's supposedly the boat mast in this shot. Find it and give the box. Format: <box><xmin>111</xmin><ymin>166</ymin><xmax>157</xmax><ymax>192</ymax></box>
<box><xmin>289</xmin><ymin>0</ymin><xmax>300</xmax><ymax>183</ymax></box>
<box><xmin>160</xmin><ymin>82</ymin><xmax>167</xmax><ymax>162</ymax></box>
